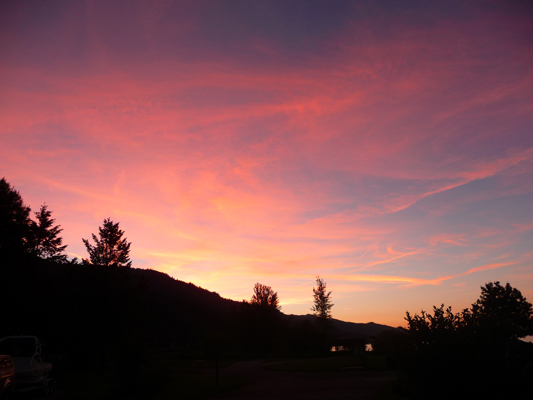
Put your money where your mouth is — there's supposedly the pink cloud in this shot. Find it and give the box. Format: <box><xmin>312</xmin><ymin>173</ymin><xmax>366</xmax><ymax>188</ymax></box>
<box><xmin>426</xmin><ymin>234</ymin><xmax>467</xmax><ymax>247</ymax></box>
<box><xmin>1</xmin><ymin>1</ymin><xmax>532</xmax><ymax>325</ymax></box>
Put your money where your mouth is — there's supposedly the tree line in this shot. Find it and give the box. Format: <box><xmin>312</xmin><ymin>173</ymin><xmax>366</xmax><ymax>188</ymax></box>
<box><xmin>1</xmin><ymin>178</ymin><xmax>339</xmax><ymax>367</ymax></box>
<box><xmin>2</xmin><ymin>176</ymin><xmax>334</xmax><ymax>318</ymax></box>
<box><xmin>1</xmin><ymin>178</ymin><xmax>68</xmax><ymax>263</ymax></box>
<box><xmin>1</xmin><ymin>175</ymin><xmax>335</xmax><ymax>327</ymax></box>
<box><xmin>372</xmin><ymin>281</ymin><xmax>533</xmax><ymax>399</ymax></box>
<box><xmin>3</xmin><ymin>176</ymin><xmax>532</xmax><ymax>398</ymax></box>
<box><xmin>0</xmin><ymin>177</ymin><xmax>131</xmax><ymax>268</ymax></box>
<box><xmin>248</xmin><ymin>278</ymin><xmax>333</xmax><ymax>319</ymax></box>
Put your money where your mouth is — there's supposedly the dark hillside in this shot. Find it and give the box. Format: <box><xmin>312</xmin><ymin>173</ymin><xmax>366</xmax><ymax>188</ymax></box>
<box><xmin>129</xmin><ymin>268</ymin><xmax>235</xmax><ymax>312</ymax></box>
<box><xmin>284</xmin><ymin>313</ymin><xmax>397</xmax><ymax>337</ymax></box>
<box><xmin>3</xmin><ymin>258</ymin><xmax>396</xmax><ymax>359</ymax></box>
<box><xmin>1</xmin><ymin>175</ymin><xmax>397</xmax><ymax>359</ymax></box>
<box><xmin>3</xmin><ymin>260</ymin><xmax>237</xmax><ymax>356</ymax></box>
<box><xmin>126</xmin><ymin>267</ymin><xmax>239</xmax><ymax>349</ymax></box>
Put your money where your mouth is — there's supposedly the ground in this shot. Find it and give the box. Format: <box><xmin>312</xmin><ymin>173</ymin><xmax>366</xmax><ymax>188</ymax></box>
<box><xmin>216</xmin><ymin>359</ymin><xmax>398</xmax><ymax>400</ymax></box>
<box><xmin>12</xmin><ymin>355</ymin><xmax>399</xmax><ymax>399</ymax></box>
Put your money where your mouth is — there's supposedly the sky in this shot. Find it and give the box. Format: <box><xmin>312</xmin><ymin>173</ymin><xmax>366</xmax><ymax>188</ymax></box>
<box><xmin>1</xmin><ymin>0</ymin><xmax>532</xmax><ymax>328</ymax></box>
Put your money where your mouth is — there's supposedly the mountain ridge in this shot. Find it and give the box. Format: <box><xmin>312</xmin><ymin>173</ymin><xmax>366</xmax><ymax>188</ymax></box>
<box><xmin>133</xmin><ymin>267</ymin><xmax>398</xmax><ymax>336</ymax></box>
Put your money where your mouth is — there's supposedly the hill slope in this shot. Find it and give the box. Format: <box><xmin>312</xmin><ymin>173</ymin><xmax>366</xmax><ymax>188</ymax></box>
<box><xmin>284</xmin><ymin>313</ymin><xmax>397</xmax><ymax>338</ymax></box>
<box><xmin>133</xmin><ymin>267</ymin><xmax>398</xmax><ymax>336</ymax></box>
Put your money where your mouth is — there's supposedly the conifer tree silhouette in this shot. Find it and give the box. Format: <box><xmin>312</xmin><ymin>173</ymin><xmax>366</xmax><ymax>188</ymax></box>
<box><xmin>311</xmin><ymin>276</ymin><xmax>333</xmax><ymax>319</ymax></box>
<box><xmin>33</xmin><ymin>204</ymin><xmax>68</xmax><ymax>262</ymax></box>
<box><xmin>83</xmin><ymin>218</ymin><xmax>132</xmax><ymax>268</ymax></box>
<box><xmin>0</xmin><ymin>177</ymin><xmax>34</xmax><ymax>257</ymax></box>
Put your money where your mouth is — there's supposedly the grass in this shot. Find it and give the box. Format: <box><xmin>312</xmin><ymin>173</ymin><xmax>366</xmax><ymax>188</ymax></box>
<box><xmin>53</xmin><ymin>358</ymin><xmax>248</xmax><ymax>399</ymax></box>
<box><xmin>158</xmin><ymin>371</ymin><xmax>248</xmax><ymax>400</ymax></box>
<box><xmin>267</xmin><ymin>353</ymin><xmax>405</xmax><ymax>400</ymax></box>
<box><xmin>54</xmin><ymin>369</ymin><xmax>111</xmax><ymax>400</ymax></box>
<box><xmin>377</xmin><ymin>380</ymin><xmax>412</xmax><ymax>400</ymax></box>
<box><xmin>52</xmin><ymin>352</ymin><xmax>391</xmax><ymax>398</ymax></box>
<box><xmin>266</xmin><ymin>353</ymin><xmax>388</xmax><ymax>372</ymax></box>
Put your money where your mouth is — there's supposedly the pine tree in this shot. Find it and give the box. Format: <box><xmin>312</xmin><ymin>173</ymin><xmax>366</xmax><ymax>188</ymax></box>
<box><xmin>0</xmin><ymin>177</ymin><xmax>34</xmax><ymax>257</ymax></box>
<box><xmin>82</xmin><ymin>218</ymin><xmax>132</xmax><ymax>268</ymax></box>
<box><xmin>33</xmin><ymin>204</ymin><xmax>68</xmax><ymax>262</ymax></box>
<box><xmin>311</xmin><ymin>276</ymin><xmax>333</xmax><ymax>319</ymax></box>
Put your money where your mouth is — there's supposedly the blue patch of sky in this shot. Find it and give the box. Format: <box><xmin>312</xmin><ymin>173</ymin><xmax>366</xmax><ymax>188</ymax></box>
<box><xmin>270</xmin><ymin>164</ymin><xmax>452</xmax><ymax>220</ymax></box>
<box><xmin>132</xmin><ymin>258</ymin><xmax>149</xmax><ymax>266</ymax></box>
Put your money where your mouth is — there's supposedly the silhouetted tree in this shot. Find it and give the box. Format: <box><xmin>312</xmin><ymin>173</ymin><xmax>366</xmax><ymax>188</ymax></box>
<box><xmin>250</xmin><ymin>283</ymin><xmax>281</xmax><ymax>310</ymax></box>
<box><xmin>403</xmin><ymin>281</ymin><xmax>533</xmax><ymax>400</ymax></box>
<box><xmin>83</xmin><ymin>218</ymin><xmax>132</xmax><ymax>268</ymax></box>
<box><xmin>33</xmin><ymin>204</ymin><xmax>68</xmax><ymax>262</ymax></box>
<box><xmin>371</xmin><ymin>328</ymin><xmax>408</xmax><ymax>368</ymax></box>
<box><xmin>405</xmin><ymin>282</ymin><xmax>533</xmax><ymax>348</ymax></box>
<box><xmin>0</xmin><ymin>177</ymin><xmax>34</xmax><ymax>257</ymax></box>
<box><xmin>311</xmin><ymin>276</ymin><xmax>333</xmax><ymax>319</ymax></box>
<box><xmin>468</xmin><ymin>281</ymin><xmax>533</xmax><ymax>341</ymax></box>
<box><xmin>405</xmin><ymin>304</ymin><xmax>462</xmax><ymax>346</ymax></box>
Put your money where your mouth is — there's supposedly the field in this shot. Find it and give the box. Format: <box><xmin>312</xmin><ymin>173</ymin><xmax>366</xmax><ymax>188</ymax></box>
<box><xmin>41</xmin><ymin>353</ymin><xmax>405</xmax><ymax>399</ymax></box>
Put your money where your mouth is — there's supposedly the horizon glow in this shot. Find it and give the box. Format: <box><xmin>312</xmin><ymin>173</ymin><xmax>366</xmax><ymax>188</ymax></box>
<box><xmin>1</xmin><ymin>0</ymin><xmax>532</xmax><ymax>327</ymax></box>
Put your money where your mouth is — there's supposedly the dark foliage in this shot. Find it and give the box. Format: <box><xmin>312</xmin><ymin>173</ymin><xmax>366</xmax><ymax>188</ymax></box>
<box><xmin>250</xmin><ymin>283</ymin><xmax>281</xmax><ymax>311</ymax></box>
<box><xmin>371</xmin><ymin>328</ymin><xmax>407</xmax><ymax>368</ymax></box>
<box><xmin>83</xmin><ymin>218</ymin><xmax>132</xmax><ymax>268</ymax></box>
<box><xmin>469</xmin><ymin>281</ymin><xmax>533</xmax><ymax>340</ymax></box>
<box><xmin>0</xmin><ymin>178</ymin><xmax>34</xmax><ymax>258</ymax></box>
<box><xmin>0</xmin><ymin>178</ymin><xmax>69</xmax><ymax>265</ymax></box>
<box><xmin>1</xmin><ymin>177</ymin><xmax>400</xmax><ymax>396</ymax></box>
<box><xmin>33</xmin><ymin>204</ymin><xmax>68</xmax><ymax>263</ymax></box>
<box><xmin>311</xmin><ymin>276</ymin><xmax>333</xmax><ymax>319</ymax></box>
<box><xmin>401</xmin><ymin>282</ymin><xmax>533</xmax><ymax>400</ymax></box>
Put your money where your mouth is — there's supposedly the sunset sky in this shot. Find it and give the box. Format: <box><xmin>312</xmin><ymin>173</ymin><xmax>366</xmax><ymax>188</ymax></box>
<box><xmin>1</xmin><ymin>0</ymin><xmax>532</xmax><ymax>327</ymax></box>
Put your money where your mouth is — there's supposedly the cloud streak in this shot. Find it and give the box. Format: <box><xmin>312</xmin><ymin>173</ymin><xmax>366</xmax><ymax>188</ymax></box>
<box><xmin>1</xmin><ymin>0</ymin><xmax>533</xmax><ymax>326</ymax></box>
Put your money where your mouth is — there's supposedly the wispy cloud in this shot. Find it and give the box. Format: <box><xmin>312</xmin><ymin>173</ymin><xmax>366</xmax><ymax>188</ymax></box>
<box><xmin>1</xmin><ymin>0</ymin><xmax>532</xmax><ymax>326</ymax></box>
